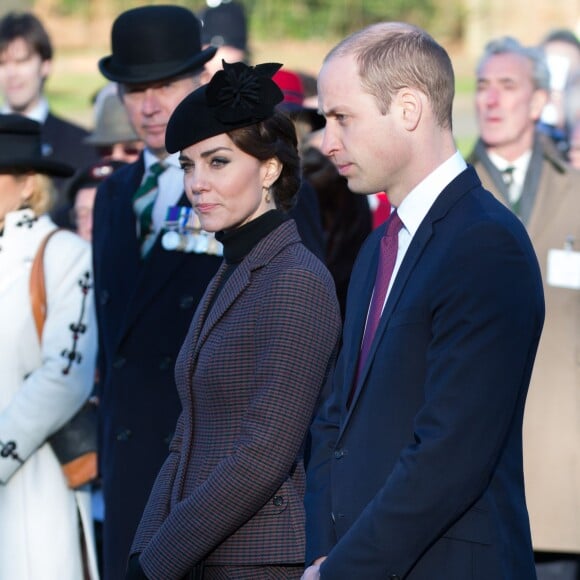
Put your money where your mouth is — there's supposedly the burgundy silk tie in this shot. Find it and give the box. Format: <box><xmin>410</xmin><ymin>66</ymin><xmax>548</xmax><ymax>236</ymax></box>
<box><xmin>348</xmin><ymin>210</ymin><xmax>403</xmax><ymax>408</ymax></box>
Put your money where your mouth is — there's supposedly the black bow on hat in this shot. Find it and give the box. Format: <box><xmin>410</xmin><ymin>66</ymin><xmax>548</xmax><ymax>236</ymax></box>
<box><xmin>166</xmin><ymin>60</ymin><xmax>284</xmax><ymax>153</ymax></box>
<box><xmin>99</xmin><ymin>5</ymin><xmax>217</xmax><ymax>84</ymax></box>
<box><xmin>0</xmin><ymin>114</ymin><xmax>74</xmax><ymax>177</ymax></box>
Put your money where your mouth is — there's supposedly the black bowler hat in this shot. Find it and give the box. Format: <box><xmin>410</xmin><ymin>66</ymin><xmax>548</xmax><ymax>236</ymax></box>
<box><xmin>200</xmin><ymin>1</ymin><xmax>248</xmax><ymax>52</ymax></box>
<box><xmin>0</xmin><ymin>114</ymin><xmax>74</xmax><ymax>177</ymax></box>
<box><xmin>99</xmin><ymin>5</ymin><xmax>217</xmax><ymax>84</ymax></box>
<box><xmin>166</xmin><ymin>60</ymin><xmax>284</xmax><ymax>153</ymax></box>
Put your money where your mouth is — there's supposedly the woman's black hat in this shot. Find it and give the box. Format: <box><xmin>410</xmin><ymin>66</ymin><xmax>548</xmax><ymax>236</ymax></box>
<box><xmin>0</xmin><ymin>114</ymin><xmax>74</xmax><ymax>177</ymax></box>
<box><xmin>99</xmin><ymin>5</ymin><xmax>217</xmax><ymax>84</ymax></box>
<box><xmin>166</xmin><ymin>60</ymin><xmax>284</xmax><ymax>153</ymax></box>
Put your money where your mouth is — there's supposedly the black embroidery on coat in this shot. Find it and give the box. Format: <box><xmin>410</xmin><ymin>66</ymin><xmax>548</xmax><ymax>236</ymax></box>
<box><xmin>16</xmin><ymin>214</ymin><xmax>38</xmax><ymax>228</ymax></box>
<box><xmin>60</xmin><ymin>271</ymin><xmax>91</xmax><ymax>375</ymax></box>
<box><xmin>0</xmin><ymin>440</ymin><xmax>24</xmax><ymax>464</ymax></box>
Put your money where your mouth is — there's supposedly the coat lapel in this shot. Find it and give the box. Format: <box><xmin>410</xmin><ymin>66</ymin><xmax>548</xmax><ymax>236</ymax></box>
<box><xmin>185</xmin><ymin>219</ymin><xmax>302</xmax><ymax>380</ymax></box>
<box><xmin>340</xmin><ymin>228</ymin><xmax>384</xmax><ymax>407</ymax></box>
<box><xmin>341</xmin><ymin>168</ymin><xmax>480</xmax><ymax>428</ymax></box>
<box><xmin>98</xmin><ymin>160</ymin><xmax>142</xmax><ymax>350</ymax></box>
<box><xmin>122</xmin><ymin>192</ymin><xmax>192</xmax><ymax>334</ymax></box>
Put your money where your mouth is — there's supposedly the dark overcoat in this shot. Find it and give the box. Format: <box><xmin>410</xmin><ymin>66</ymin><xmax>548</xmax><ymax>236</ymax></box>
<box><xmin>92</xmin><ymin>156</ymin><xmax>221</xmax><ymax>580</ymax></box>
<box><xmin>131</xmin><ymin>219</ymin><xmax>342</xmax><ymax>580</ymax></box>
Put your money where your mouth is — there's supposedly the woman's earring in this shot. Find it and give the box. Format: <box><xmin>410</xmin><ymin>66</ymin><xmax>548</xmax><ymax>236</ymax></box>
<box><xmin>264</xmin><ymin>187</ymin><xmax>272</xmax><ymax>204</ymax></box>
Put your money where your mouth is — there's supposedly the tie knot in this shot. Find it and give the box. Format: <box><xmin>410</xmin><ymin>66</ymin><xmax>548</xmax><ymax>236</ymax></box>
<box><xmin>502</xmin><ymin>166</ymin><xmax>515</xmax><ymax>186</ymax></box>
<box><xmin>149</xmin><ymin>161</ymin><xmax>166</xmax><ymax>178</ymax></box>
<box><xmin>385</xmin><ymin>210</ymin><xmax>403</xmax><ymax>238</ymax></box>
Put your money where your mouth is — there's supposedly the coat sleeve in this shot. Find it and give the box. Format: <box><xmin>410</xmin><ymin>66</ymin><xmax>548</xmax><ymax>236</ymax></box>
<box><xmin>0</xmin><ymin>231</ymin><xmax>97</xmax><ymax>483</ymax></box>
<box><xmin>139</xmin><ymin>267</ymin><xmax>341</xmax><ymax>580</ymax></box>
<box><xmin>130</xmin><ymin>411</ymin><xmax>186</xmax><ymax>555</ymax></box>
<box><xmin>304</xmin><ymin>358</ymin><xmax>343</xmax><ymax>564</ymax></box>
<box><xmin>319</xmin><ymin>220</ymin><xmax>544</xmax><ymax>578</ymax></box>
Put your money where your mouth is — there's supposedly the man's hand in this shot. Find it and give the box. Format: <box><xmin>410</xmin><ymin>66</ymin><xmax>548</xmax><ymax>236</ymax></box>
<box><xmin>302</xmin><ymin>556</ymin><xmax>327</xmax><ymax>580</ymax></box>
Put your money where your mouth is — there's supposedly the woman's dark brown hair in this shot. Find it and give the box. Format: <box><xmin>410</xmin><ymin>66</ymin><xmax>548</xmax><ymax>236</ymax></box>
<box><xmin>228</xmin><ymin>110</ymin><xmax>300</xmax><ymax>212</ymax></box>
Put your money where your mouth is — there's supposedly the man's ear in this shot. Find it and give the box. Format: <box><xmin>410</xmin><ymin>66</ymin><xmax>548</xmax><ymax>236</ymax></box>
<box><xmin>397</xmin><ymin>88</ymin><xmax>422</xmax><ymax>131</ymax></box>
<box><xmin>40</xmin><ymin>58</ymin><xmax>52</xmax><ymax>83</ymax></box>
<box><xmin>530</xmin><ymin>89</ymin><xmax>549</xmax><ymax>122</ymax></box>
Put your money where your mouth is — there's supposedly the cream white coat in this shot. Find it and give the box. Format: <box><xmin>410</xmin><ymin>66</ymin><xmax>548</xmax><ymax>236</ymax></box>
<box><xmin>0</xmin><ymin>209</ymin><xmax>99</xmax><ymax>579</ymax></box>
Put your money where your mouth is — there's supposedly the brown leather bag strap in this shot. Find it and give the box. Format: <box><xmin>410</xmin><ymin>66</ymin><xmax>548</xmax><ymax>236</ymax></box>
<box><xmin>29</xmin><ymin>229</ymin><xmax>62</xmax><ymax>340</ymax></box>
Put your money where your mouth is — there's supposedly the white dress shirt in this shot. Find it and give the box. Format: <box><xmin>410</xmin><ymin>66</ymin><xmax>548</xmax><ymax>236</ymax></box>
<box><xmin>380</xmin><ymin>150</ymin><xmax>467</xmax><ymax>311</ymax></box>
<box><xmin>488</xmin><ymin>150</ymin><xmax>532</xmax><ymax>205</ymax></box>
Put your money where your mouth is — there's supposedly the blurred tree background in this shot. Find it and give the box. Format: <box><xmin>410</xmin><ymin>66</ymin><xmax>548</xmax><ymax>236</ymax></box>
<box><xmin>2</xmin><ymin>0</ymin><xmax>575</xmax><ymax>151</ymax></box>
<box><xmin>23</xmin><ymin>0</ymin><xmax>465</xmax><ymax>45</ymax></box>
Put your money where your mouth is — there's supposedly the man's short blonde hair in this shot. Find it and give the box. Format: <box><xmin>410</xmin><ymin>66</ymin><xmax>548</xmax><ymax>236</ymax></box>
<box><xmin>325</xmin><ymin>22</ymin><xmax>455</xmax><ymax>129</ymax></box>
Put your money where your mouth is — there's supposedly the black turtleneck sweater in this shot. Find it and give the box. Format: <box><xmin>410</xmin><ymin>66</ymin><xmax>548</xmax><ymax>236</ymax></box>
<box><xmin>207</xmin><ymin>210</ymin><xmax>289</xmax><ymax>310</ymax></box>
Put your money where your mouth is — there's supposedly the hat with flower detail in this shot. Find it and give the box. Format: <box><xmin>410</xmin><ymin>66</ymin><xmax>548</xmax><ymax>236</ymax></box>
<box><xmin>165</xmin><ymin>60</ymin><xmax>284</xmax><ymax>153</ymax></box>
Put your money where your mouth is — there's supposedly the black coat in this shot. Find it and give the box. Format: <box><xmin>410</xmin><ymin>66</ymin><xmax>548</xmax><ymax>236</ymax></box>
<box><xmin>92</xmin><ymin>156</ymin><xmax>221</xmax><ymax>580</ymax></box>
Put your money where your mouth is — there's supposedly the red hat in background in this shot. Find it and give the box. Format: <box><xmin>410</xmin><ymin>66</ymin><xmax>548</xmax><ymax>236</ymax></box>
<box><xmin>272</xmin><ymin>68</ymin><xmax>326</xmax><ymax>131</ymax></box>
<box><xmin>272</xmin><ymin>69</ymin><xmax>305</xmax><ymax>112</ymax></box>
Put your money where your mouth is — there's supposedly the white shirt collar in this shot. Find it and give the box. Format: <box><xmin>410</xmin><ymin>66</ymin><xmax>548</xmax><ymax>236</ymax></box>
<box><xmin>397</xmin><ymin>151</ymin><xmax>467</xmax><ymax>237</ymax></box>
<box><xmin>487</xmin><ymin>150</ymin><xmax>532</xmax><ymax>175</ymax></box>
<box><xmin>1</xmin><ymin>97</ymin><xmax>49</xmax><ymax>124</ymax></box>
<box><xmin>143</xmin><ymin>149</ymin><xmax>181</xmax><ymax>172</ymax></box>
<box><xmin>487</xmin><ymin>150</ymin><xmax>531</xmax><ymax>203</ymax></box>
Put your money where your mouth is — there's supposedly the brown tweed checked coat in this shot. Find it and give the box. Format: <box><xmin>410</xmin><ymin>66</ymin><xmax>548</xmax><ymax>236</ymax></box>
<box><xmin>131</xmin><ymin>219</ymin><xmax>342</xmax><ymax>579</ymax></box>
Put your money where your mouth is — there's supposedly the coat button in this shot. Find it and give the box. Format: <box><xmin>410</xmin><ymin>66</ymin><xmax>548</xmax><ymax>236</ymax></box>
<box><xmin>179</xmin><ymin>295</ymin><xmax>194</xmax><ymax>309</ymax></box>
<box><xmin>112</xmin><ymin>356</ymin><xmax>126</xmax><ymax>369</ymax></box>
<box><xmin>116</xmin><ymin>429</ymin><xmax>132</xmax><ymax>441</ymax></box>
<box><xmin>100</xmin><ymin>290</ymin><xmax>110</xmax><ymax>305</ymax></box>
<box><xmin>334</xmin><ymin>449</ymin><xmax>345</xmax><ymax>459</ymax></box>
<box><xmin>272</xmin><ymin>495</ymin><xmax>284</xmax><ymax>507</ymax></box>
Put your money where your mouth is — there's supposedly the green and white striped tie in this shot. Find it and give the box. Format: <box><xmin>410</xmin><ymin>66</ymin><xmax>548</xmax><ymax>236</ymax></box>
<box><xmin>133</xmin><ymin>161</ymin><xmax>166</xmax><ymax>257</ymax></box>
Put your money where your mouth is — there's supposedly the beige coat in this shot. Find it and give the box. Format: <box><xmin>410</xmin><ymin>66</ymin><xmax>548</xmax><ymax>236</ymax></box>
<box><xmin>470</xmin><ymin>137</ymin><xmax>580</xmax><ymax>553</ymax></box>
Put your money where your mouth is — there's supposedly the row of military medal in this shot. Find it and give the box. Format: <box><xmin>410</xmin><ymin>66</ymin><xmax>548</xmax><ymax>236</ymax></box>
<box><xmin>161</xmin><ymin>205</ymin><xmax>223</xmax><ymax>256</ymax></box>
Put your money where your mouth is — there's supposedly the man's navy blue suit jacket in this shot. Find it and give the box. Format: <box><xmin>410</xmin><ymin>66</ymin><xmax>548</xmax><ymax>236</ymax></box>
<box><xmin>305</xmin><ymin>167</ymin><xmax>544</xmax><ymax>579</ymax></box>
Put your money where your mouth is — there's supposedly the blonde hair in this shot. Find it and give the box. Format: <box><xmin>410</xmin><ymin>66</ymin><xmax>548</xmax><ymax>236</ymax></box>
<box><xmin>24</xmin><ymin>172</ymin><xmax>55</xmax><ymax>216</ymax></box>
<box><xmin>325</xmin><ymin>22</ymin><xmax>455</xmax><ymax>129</ymax></box>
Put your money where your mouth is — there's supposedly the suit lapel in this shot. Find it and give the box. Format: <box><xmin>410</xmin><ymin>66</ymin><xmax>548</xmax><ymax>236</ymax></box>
<box><xmin>341</xmin><ymin>168</ymin><xmax>480</xmax><ymax>428</ymax></box>
<box><xmin>344</xmin><ymin>221</ymin><xmax>434</xmax><ymax>421</ymax></box>
<box><xmin>340</xmin><ymin>228</ymin><xmax>383</xmax><ymax>407</ymax></box>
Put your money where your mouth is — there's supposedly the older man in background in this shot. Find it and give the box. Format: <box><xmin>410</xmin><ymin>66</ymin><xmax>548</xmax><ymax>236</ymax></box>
<box><xmin>469</xmin><ymin>36</ymin><xmax>580</xmax><ymax>580</ymax></box>
<box><xmin>92</xmin><ymin>6</ymin><xmax>222</xmax><ymax>578</ymax></box>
